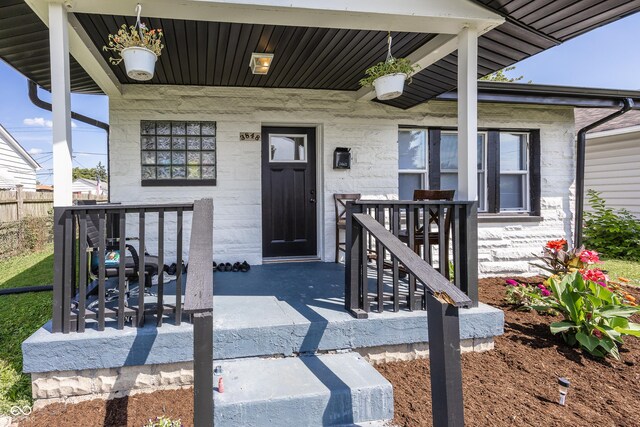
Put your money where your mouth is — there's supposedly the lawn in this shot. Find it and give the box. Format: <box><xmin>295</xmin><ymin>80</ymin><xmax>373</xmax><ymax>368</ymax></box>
<box><xmin>0</xmin><ymin>245</ymin><xmax>53</xmax><ymax>415</ymax></box>
<box><xmin>601</xmin><ymin>258</ymin><xmax>640</xmax><ymax>284</ymax></box>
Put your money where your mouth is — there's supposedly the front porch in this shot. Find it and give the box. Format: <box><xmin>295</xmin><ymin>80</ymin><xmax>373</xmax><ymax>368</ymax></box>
<box><xmin>24</xmin><ymin>262</ymin><xmax>502</xmax><ymax>373</ymax></box>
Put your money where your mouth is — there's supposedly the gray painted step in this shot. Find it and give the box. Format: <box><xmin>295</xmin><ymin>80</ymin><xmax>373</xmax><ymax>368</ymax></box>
<box><xmin>214</xmin><ymin>352</ymin><xmax>393</xmax><ymax>426</ymax></box>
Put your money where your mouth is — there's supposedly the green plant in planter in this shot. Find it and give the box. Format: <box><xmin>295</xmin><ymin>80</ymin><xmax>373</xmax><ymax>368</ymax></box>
<box><xmin>144</xmin><ymin>416</ymin><xmax>182</xmax><ymax>427</ymax></box>
<box><xmin>528</xmin><ymin>272</ymin><xmax>640</xmax><ymax>360</ymax></box>
<box><xmin>358</xmin><ymin>58</ymin><xmax>418</xmax><ymax>87</ymax></box>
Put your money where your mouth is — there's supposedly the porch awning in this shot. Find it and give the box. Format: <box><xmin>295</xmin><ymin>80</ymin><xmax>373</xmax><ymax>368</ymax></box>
<box><xmin>1</xmin><ymin>0</ymin><xmax>639</xmax><ymax>108</ymax></box>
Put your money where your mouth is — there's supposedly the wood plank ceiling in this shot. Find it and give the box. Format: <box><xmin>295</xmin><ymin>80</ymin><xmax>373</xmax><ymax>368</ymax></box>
<box><xmin>2</xmin><ymin>0</ymin><xmax>640</xmax><ymax>107</ymax></box>
<box><xmin>0</xmin><ymin>0</ymin><xmax>100</xmax><ymax>93</ymax></box>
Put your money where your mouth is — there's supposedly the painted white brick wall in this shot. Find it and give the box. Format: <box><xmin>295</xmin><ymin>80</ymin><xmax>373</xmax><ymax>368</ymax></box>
<box><xmin>109</xmin><ymin>85</ymin><xmax>575</xmax><ymax>276</ymax></box>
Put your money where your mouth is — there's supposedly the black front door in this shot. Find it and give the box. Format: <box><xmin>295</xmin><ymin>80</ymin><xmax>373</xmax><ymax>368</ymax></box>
<box><xmin>262</xmin><ymin>126</ymin><xmax>317</xmax><ymax>258</ymax></box>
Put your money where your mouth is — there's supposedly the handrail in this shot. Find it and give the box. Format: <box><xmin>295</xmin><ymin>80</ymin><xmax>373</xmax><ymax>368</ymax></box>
<box><xmin>353</xmin><ymin>213</ymin><xmax>472</xmax><ymax>308</ymax></box>
<box><xmin>63</xmin><ymin>203</ymin><xmax>195</xmax><ymax>211</ymax></box>
<box><xmin>355</xmin><ymin>200</ymin><xmax>475</xmax><ymax>207</ymax></box>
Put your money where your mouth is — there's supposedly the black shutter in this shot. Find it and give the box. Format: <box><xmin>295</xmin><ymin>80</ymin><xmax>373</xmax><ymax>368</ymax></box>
<box><xmin>428</xmin><ymin>128</ymin><xmax>441</xmax><ymax>190</ymax></box>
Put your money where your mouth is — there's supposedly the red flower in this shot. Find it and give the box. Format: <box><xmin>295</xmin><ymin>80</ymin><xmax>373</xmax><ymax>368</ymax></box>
<box><xmin>581</xmin><ymin>268</ymin><xmax>607</xmax><ymax>283</ymax></box>
<box><xmin>546</xmin><ymin>239</ymin><xmax>567</xmax><ymax>251</ymax></box>
<box><xmin>579</xmin><ymin>250</ymin><xmax>600</xmax><ymax>265</ymax></box>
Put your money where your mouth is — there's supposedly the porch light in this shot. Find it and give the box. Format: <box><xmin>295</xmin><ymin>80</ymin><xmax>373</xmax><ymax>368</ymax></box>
<box><xmin>250</xmin><ymin>53</ymin><xmax>274</xmax><ymax>75</ymax></box>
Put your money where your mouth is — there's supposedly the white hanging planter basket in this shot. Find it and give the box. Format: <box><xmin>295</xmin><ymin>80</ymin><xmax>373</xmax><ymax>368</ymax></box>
<box><xmin>121</xmin><ymin>47</ymin><xmax>157</xmax><ymax>81</ymax></box>
<box><xmin>373</xmin><ymin>73</ymin><xmax>407</xmax><ymax>100</ymax></box>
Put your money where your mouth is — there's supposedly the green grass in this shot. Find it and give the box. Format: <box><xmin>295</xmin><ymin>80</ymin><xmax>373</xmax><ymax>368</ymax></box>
<box><xmin>0</xmin><ymin>245</ymin><xmax>53</xmax><ymax>415</ymax></box>
<box><xmin>602</xmin><ymin>258</ymin><xmax>640</xmax><ymax>285</ymax></box>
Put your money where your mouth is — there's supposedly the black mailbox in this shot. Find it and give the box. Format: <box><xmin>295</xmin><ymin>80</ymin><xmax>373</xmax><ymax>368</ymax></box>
<box><xmin>333</xmin><ymin>147</ymin><xmax>351</xmax><ymax>169</ymax></box>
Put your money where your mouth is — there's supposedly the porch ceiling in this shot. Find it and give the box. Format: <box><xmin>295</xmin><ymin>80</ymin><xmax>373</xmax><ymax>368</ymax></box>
<box><xmin>0</xmin><ymin>0</ymin><xmax>100</xmax><ymax>94</ymax></box>
<box><xmin>74</xmin><ymin>14</ymin><xmax>435</xmax><ymax>92</ymax></box>
<box><xmin>2</xmin><ymin>0</ymin><xmax>640</xmax><ymax>108</ymax></box>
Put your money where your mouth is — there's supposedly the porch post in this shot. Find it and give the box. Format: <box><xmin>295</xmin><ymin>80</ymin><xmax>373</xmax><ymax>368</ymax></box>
<box><xmin>456</xmin><ymin>27</ymin><xmax>479</xmax><ymax>307</ymax></box>
<box><xmin>49</xmin><ymin>2</ymin><xmax>73</xmax><ymax>208</ymax></box>
<box><xmin>456</xmin><ymin>27</ymin><xmax>478</xmax><ymax>202</ymax></box>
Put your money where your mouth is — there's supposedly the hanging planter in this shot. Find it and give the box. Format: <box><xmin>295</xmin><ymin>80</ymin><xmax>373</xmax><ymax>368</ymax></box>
<box><xmin>103</xmin><ymin>4</ymin><xmax>164</xmax><ymax>81</ymax></box>
<box><xmin>359</xmin><ymin>33</ymin><xmax>418</xmax><ymax>101</ymax></box>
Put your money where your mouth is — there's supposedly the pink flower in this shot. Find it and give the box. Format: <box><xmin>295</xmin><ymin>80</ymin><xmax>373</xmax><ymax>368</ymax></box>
<box><xmin>581</xmin><ymin>268</ymin><xmax>607</xmax><ymax>283</ymax></box>
<box><xmin>579</xmin><ymin>250</ymin><xmax>601</xmax><ymax>265</ymax></box>
<box><xmin>505</xmin><ymin>279</ymin><xmax>519</xmax><ymax>287</ymax></box>
<box><xmin>541</xmin><ymin>289</ymin><xmax>551</xmax><ymax>297</ymax></box>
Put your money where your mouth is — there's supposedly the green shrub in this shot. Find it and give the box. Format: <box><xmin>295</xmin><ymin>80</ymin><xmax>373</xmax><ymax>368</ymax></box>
<box><xmin>583</xmin><ymin>190</ymin><xmax>640</xmax><ymax>261</ymax></box>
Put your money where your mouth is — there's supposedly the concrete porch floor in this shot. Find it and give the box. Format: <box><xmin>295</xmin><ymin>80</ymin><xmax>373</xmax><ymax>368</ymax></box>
<box><xmin>23</xmin><ymin>262</ymin><xmax>504</xmax><ymax>373</ymax></box>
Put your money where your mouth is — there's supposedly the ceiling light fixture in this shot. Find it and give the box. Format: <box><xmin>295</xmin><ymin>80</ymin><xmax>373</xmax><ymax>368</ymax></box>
<box><xmin>249</xmin><ymin>53</ymin><xmax>274</xmax><ymax>75</ymax></box>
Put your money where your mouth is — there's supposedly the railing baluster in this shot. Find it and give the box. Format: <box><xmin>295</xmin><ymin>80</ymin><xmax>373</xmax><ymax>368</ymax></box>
<box><xmin>407</xmin><ymin>206</ymin><xmax>416</xmax><ymax>311</ymax></box>
<box><xmin>361</xmin><ymin>222</ymin><xmax>369</xmax><ymax>313</ymax></box>
<box><xmin>438</xmin><ymin>205</ymin><xmax>447</xmax><ymax>280</ymax></box>
<box><xmin>375</xmin><ymin>205</ymin><xmax>384</xmax><ymax>312</ymax></box>
<box><xmin>157</xmin><ymin>209</ymin><xmax>165</xmax><ymax>326</ymax></box>
<box><xmin>175</xmin><ymin>208</ymin><xmax>184</xmax><ymax>325</ymax></box>
<box><xmin>392</xmin><ymin>205</ymin><xmax>400</xmax><ymax>312</ymax></box>
<box><xmin>138</xmin><ymin>211</ymin><xmax>146</xmax><ymax>327</ymax></box>
<box><xmin>98</xmin><ymin>211</ymin><xmax>106</xmax><ymax>331</ymax></box>
<box><xmin>453</xmin><ymin>205</ymin><xmax>463</xmax><ymax>291</ymax></box>
<box><xmin>117</xmin><ymin>209</ymin><xmax>126</xmax><ymax>329</ymax></box>
<box><xmin>62</xmin><ymin>211</ymin><xmax>72</xmax><ymax>334</ymax></box>
<box><xmin>78</xmin><ymin>211</ymin><xmax>88</xmax><ymax>333</ymax></box>
<box><xmin>70</xmin><ymin>213</ymin><xmax>77</xmax><ymax>331</ymax></box>
<box><xmin>424</xmin><ymin>204</ymin><xmax>432</xmax><ymax>265</ymax></box>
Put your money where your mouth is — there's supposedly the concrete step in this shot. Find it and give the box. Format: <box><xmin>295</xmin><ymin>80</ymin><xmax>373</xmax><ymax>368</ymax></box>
<box><xmin>214</xmin><ymin>352</ymin><xmax>393</xmax><ymax>426</ymax></box>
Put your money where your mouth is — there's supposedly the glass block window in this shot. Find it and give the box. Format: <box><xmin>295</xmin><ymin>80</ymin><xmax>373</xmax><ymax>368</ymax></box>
<box><xmin>140</xmin><ymin>121</ymin><xmax>216</xmax><ymax>186</ymax></box>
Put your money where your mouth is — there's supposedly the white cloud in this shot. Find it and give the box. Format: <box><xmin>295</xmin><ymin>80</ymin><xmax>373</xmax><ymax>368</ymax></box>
<box><xmin>23</xmin><ymin>117</ymin><xmax>77</xmax><ymax>128</ymax></box>
<box><xmin>24</xmin><ymin>117</ymin><xmax>52</xmax><ymax>127</ymax></box>
<box><xmin>28</xmin><ymin>148</ymin><xmax>43</xmax><ymax>155</ymax></box>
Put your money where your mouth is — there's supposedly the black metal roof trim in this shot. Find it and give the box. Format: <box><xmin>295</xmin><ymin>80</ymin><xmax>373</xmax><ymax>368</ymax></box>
<box><xmin>435</xmin><ymin>82</ymin><xmax>640</xmax><ymax>110</ymax></box>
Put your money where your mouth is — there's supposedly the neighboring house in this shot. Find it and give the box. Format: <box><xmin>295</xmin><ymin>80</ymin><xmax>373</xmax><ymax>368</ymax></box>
<box><xmin>0</xmin><ymin>124</ymin><xmax>40</xmax><ymax>191</ymax></box>
<box><xmin>576</xmin><ymin>108</ymin><xmax>640</xmax><ymax>218</ymax></box>
<box><xmin>72</xmin><ymin>177</ymin><xmax>108</xmax><ymax>196</ymax></box>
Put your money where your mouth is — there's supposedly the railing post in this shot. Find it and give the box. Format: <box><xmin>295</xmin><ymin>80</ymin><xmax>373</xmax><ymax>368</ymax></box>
<box><xmin>345</xmin><ymin>201</ymin><xmax>367</xmax><ymax>318</ymax></box>
<box><xmin>426</xmin><ymin>292</ymin><xmax>465</xmax><ymax>427</ymax></box>
<box><xmin>458</xmin><ymin>202</ymin><xmax>479</xmax><ymax>307</ymax></box>
<box><xmin>184</xmin><ymin>198</ymin><xmax>214</xmax><ymax>427</ymax></box>
<box><xmin>51</xmin><ymin>207</ymin><xmax>65</xmax><ymax>333</ymax></box>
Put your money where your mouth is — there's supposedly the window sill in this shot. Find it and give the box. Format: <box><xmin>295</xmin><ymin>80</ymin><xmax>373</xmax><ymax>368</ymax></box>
<box><xmin>478</xmin><ymin>213</ymin><xmax>543</xmax><ymax>223</ymax></box>
<box><xmin>142</xmin><ymin>179</ymin><xmax>216</xmax><ymax>187</ymax></box>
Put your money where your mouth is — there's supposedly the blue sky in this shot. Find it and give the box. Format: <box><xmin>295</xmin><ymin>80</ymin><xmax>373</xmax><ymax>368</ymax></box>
<box><xmin>1</xmin><ymin>12</ymin><xmax>639</xmax><ymax>184</ymax></box>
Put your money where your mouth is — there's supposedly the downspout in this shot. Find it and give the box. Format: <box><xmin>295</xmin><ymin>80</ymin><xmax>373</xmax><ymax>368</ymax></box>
<box><xmin>28</xmin><ymin>80</ymin><xmax>111</xmax><ymax>201</ymax></box>
<box><xmin>28</xmin><ymin>80</ymin><xmax>109</xmax><ymax>132</ymax></box>
<box><xmin>574</xmin><ymin>98</ymin><xmax>634</xmax><ymax>248</ymax></box>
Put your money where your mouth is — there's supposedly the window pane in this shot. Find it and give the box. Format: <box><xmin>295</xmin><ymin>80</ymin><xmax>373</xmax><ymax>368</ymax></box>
<box><xmin>440</xmin><ymin>134</ymin><xmax>458</xmax><ymax>170</ymax></box>
<box><xmin>500</xmin><ymin>174</ymin><xmax>525</xmax><ymax>209</ymax></box>
<box><xmin>500</xmin><ymin>133</ymin><xmax>527</xmax><ymax>171</ymax></box>
<box><xmin>440</xmin><ymin>133</ymin><xmax>485</xmax><ymax>170</ymax></box>
<box><xmin>398</xmin><ymin>130</ymin><xmax>426</xmax><ymax>170</ymax></box>
<box><xmin>399</xmin><ymin>174</ymin><xmax>422</xmax><ymax>200</ymax></box>
<box><xmin>440</xmin><ymin>173</ymin><xmax>457</xmax><ymax>192</ymax></box>
<box><xmin>270</xmin><ymin>135</ymin><xmax>306</xmax><ymax>161</ymax></box>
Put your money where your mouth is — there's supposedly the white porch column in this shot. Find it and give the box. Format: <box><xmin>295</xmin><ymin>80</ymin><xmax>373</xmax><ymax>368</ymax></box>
<box><xmin>456</xmin><ymin>27</ymin><xmax>478</xmax><ymax>202</ymax></box>
<box><xmin>49</xmin><ymin>2</ymin><xmax>73</xmax><ymax>207</ymax></box>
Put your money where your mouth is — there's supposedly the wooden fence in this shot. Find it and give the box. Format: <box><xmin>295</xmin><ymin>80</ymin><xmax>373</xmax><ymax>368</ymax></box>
<box><xmin>0</xmin><ymin>186</ymin><xmax>107</xmax><ymax>222</ymax></box>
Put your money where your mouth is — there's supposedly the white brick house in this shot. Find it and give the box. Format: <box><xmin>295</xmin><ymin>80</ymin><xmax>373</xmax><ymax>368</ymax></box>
<box><xmin>109</xmin><ymin>85</ymin><xmax>579</xmax><ymax>276</ymax></box>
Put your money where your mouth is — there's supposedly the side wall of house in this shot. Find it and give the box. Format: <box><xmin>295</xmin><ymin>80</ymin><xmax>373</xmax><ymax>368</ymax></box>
<box><xmin>585</xmin><ymin>131</ymin><xmax>640</xmax><ymax>218</ymax></box>
<box><xmin>109</xmin><ymin>86</ymin><xmax>575</xmax><ymax>276</ymax></box>
<box><xmin>0</xmin><ymin>136</ymin><xmax>37</xmax><ymax>191</ymax></box>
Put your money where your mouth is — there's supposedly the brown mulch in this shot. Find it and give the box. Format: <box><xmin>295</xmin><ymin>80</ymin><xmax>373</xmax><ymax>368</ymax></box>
<box><xmin>17</xmin><ymin>278</ymin><xmax>640</xmax><ymax>427</ymax></box>
<box><xmin>18</xmin><ymin>388</ymin><xmax>194</xmax><ymax>427</ymax></box>
<box><xmin>376</xmin><ymin>277</ymin><xmax>640</xmax><ymax>427</ymax></box>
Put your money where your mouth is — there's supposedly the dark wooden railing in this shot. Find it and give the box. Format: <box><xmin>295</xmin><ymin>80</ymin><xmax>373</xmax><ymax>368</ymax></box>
<box><xmin>345</xmin><ymin>200</ymin><xmax>477</xmax><ymax>426</ymax></box>
<box><xmin>52</xmin><ymin>202</ymin><xmax>195</xmax><ymax>333</ymax></box>
<box><xmin>345</xmin><ymin>200</ymin><xmax>478</xmax><ymax>317</ymax></box>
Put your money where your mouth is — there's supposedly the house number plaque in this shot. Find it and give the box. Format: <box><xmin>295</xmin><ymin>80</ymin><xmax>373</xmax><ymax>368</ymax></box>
<box><xmin>240</xmin><ymin>132</ymin><xmax>261</xmax><ymax>141</ymax></box>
